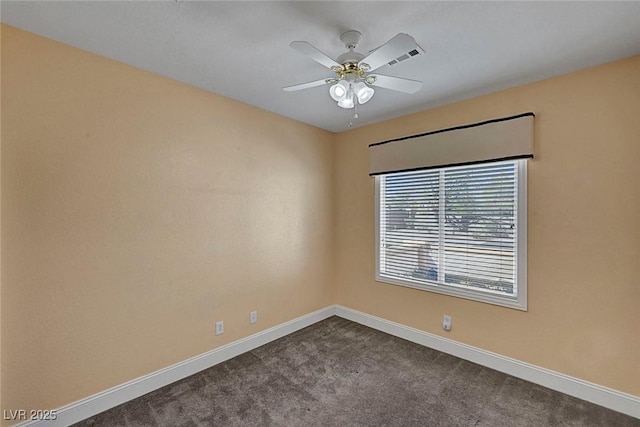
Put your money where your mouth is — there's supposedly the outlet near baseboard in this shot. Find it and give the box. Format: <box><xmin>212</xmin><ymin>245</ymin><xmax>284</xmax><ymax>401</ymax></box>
<box><xmin>443</xmin><ymin>315</ymin><xmax>452</xmax><ymax>331</ymax></box>
<box><xmin>215</xmin><ymin>321</ymin><xmax>224</xmax><ymax>335</ymax></box>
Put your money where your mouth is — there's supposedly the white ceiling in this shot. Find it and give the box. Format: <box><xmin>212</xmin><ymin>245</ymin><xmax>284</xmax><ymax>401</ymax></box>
<box><xmin>2</xmin><ymin>1</ymin><xmax>640</xmax><ymax>133</ymax></box>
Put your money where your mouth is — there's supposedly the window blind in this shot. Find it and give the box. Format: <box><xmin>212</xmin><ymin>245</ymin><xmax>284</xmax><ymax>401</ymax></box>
<box><xmin>378</xmin><ymin>161</ymin><xmax>519</xmax><ymax>297</ymax></box>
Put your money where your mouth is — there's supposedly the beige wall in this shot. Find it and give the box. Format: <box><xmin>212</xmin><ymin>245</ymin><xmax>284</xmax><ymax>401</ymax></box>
<box><xmin>1</xmin><ymin>25</ymin><xmax>334</xmax><ymax>414</ymax></box>
<box><xmin>334</xmin><ymin>55</ymin><xmax>640</xmax><ymax>396</ymax></box>
<box><xmin>0</xmin><ymin>20</ymin><xmax>3</xmax><ymax>414</ymax></box>
<box><xmin>2</xmin><ymin>23</ymin><xmax>639</xmax><ymax>420</ymax></box>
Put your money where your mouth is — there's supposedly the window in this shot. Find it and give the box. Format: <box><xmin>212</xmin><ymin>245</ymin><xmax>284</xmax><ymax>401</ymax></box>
<box><xmin>375</xmin><ymin>160</ymin><xmax>527</xmax><ymax>310</ymax></box>
<box><xmin>370</xmin><ymin>113</ymin><xmax>534</xmax><ymax>309</ymax></box>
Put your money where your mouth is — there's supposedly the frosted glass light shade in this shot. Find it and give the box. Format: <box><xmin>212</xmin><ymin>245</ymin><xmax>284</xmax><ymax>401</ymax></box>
<box><xmin>354</xmin><ymin>81</ymin><xmax>374</xmax><ymax>104</ymax></box>
<box><xmin>330</xmin><ymin>80</ymin><xmax>350</xmax><ymax>102</ymax></box>
<box><xmin>337</xmin><ymin>89</ymin><xmax>355</xmax><ymax>108</ymax></box>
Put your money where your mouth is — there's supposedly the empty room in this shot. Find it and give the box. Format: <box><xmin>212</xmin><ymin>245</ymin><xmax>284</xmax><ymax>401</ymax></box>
<box><xmin>1</xmin><ymin>1</ymin><xmax>639</xmax><ymax>426</ymax></box>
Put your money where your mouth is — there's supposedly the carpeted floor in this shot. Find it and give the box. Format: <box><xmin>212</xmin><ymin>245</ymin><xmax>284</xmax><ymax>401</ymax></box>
<box><xmin>74</xmin><ymin>316</ymin><xmax>638</xmax><ymax>426</ymax></box>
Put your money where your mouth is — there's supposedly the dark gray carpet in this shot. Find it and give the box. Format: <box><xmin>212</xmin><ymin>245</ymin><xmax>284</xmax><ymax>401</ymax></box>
<box><xmin>74</xmin><ymin>316</ymin><xmax>638</xmax><ymax>426</ymax></box>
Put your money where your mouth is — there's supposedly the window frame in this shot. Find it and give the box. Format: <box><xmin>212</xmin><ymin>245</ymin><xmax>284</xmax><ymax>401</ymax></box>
<box><xmin>374</xmin><ymin>159</ymin><xmax>528</xmax><ymax>311</ymax></box>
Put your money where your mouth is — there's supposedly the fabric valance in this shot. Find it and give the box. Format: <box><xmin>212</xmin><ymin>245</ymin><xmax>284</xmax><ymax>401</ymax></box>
<box><xmin>369</xmin><ymin>112</ymin><xmax>534</xmax><ymax>176</ymax></box>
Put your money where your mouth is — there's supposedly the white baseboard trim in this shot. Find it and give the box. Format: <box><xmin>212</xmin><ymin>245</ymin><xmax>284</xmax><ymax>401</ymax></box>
<box><xmin>14</xmin><ymin>304</ymin><xmax>639</xmax><ymax>426</ymax></box>
<box><xmin>16</xmin><ymin>306</ymin><xmax>336</xmax><ymax>427</ymax></box>
<box><xmin>334</xmin><ymin>305</ymin><xmax>640</xmax><ymax>419</ymax></box>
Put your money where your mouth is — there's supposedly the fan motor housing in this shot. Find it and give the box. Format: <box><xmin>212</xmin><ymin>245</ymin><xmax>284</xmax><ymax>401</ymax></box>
<box><xmin>336</xmin><ymin>51</ymin><xmax>365</xmax><ymax>65</ymax></box>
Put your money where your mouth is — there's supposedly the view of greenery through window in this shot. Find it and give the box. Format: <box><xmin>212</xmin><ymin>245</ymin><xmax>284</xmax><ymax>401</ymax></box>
<box><xmin>380</xmin><ymin>161</ymin><xmax>517</xmax><ymax>296</ymax></box>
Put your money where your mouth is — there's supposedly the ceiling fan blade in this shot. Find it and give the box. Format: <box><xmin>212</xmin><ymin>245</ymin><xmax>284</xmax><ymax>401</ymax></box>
<box><xmin>290</xmin><ymin>41</ymin><xmax>341</xmax><ymax>70</ymax></box>
<box><xmin>368</xmin><ymin>74</ymin><xmax>422</xmax><ymax>94</ymax></box>
<box><xmin>283</xmin><ymin>78</ymin><xmax>333</xmax><ymax>92</ymax></box>
<box><xmin>360</xmin><ymin>33</ymin><xmax>420</xmax><ymax>72</ymax></box>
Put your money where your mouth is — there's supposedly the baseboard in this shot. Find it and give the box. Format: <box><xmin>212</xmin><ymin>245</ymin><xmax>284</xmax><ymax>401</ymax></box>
<box><xmin>334</xmin><ymin>305</ymin><xmax>640</xmax><ymax>419</ymax></box>
<box><xmin>14</xmin><ymin>304</ymin><xmax>639</xmax><ymax>426</ymax></box>
<box><xmin>16</xmin><ymin>306</ymin><xmax>336</xmax><ymax>427</ymax></box>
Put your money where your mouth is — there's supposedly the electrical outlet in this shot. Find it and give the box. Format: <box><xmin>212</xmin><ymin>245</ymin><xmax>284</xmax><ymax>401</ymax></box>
<box><xmin>443</xmin><ymin>315</ymin><xmax>452</xmax><ymax>331</ymax></box>
<box><xmin>249</xmin><ymin>311</ymin><xmax>257</xmax><ymax>324</ymax></box>
<box><xmin>215</xmin><ymin>321</ymin><xmax>224</xmax><ymax>335</ymax></box>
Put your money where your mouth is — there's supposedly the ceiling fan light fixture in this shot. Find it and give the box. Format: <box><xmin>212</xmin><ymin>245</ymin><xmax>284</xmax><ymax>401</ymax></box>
<box><xmin>329</xmin><ymin>80</ymin><xmax>350</xmax><ymax>102</ymax></box>
<box><xmin>285</xmin><ymin>31</ymin><xmax>425</xmax><ymax>116</ymax></box>
<box><xmin>353</xmin><ymin>81</ymin><xmax>375</xmax><ymax>104</ymax></box>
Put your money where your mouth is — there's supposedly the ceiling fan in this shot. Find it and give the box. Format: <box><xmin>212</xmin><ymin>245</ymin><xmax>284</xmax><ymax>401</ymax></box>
<box><xmin>283</xmin><ymin>30</ymin><xmax>424</xmax><ymax>109</ymax></box>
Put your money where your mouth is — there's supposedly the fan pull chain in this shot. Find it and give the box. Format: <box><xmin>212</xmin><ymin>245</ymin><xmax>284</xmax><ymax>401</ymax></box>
<box><xmin>348</xmin><ymin>102</ymin><xmax>359</xmax><ymax>128</ymax></box>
